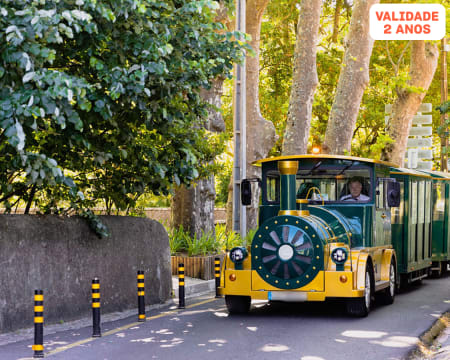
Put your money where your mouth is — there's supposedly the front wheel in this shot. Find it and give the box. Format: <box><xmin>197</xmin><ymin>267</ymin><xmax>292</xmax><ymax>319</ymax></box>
<box><xmin>225</xmin><ymin>295</ymin><xmax>251</xmax><ymax>314</ymax></box>
<box><xmin>346</xmin><ymin>265</ymin><xmax>373</xmax><ymax>317</ymax></box>
<box><xmin>378</xmin><ymin>260</ymin><xmax>396</xmax><ymax>305</ymax></box>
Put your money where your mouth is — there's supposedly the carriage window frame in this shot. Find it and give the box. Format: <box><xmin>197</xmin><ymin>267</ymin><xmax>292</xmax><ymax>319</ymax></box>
<box><xmin>265</xmin><ymin>170</ymin><xmax>280</xmax><ymax>204</ymax></box>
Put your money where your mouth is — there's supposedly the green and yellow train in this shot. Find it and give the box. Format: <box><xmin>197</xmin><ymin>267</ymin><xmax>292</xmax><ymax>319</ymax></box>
<box><xmin>218</xmin><ymin>155</ymin><xmax>450</xmax><ymax>317</ymax></box>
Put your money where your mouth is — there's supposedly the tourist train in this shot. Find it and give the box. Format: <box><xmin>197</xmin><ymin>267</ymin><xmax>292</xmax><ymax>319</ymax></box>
<box><xmin>218</xmin><ymin>155</ymin><xmax>450</xmax><ymax>317</ymax></box>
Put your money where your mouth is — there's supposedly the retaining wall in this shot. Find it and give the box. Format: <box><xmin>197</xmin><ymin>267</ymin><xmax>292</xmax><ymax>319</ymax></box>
<box><xmin>0</xmin><ymin>215</ymin><xmax>171</xmax><ymax>333</ymax></box>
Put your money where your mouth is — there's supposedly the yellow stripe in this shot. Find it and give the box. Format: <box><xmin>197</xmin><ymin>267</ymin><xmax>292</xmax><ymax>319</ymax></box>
<box><xmin>45</xmin><ymin>298</ymin><xmax>218</xmax><ymax>357</ymax></box>
<box><xmin>92</xmin><ymin>293</ymin><xmax>100</xmax><ymax>299</ymax></box>
<box><xmin>215</xmin><ymin>274</ymin><xmax>220</xmax><ymax>277</ymax></box>
<box><xmin>179</xmin><ymin>274</ymin><xmax>184</xmax><ymax>278</ymax></box>
<box><xmin>92</xmin><ymin>284</ymin><xmax>100</xmax><ymax>289</ymax></box>
<box><xmin>92</xmin><ymin>302</ymin><xmax>100</xmax><ymax>308</ymax></box>
<box><xmin>137</xmin><ymin>275</ymin><xmax>145</xmax><ymax>279</ymax></box>
<box><xmin>138</xmin><ymin>291</ymin><xmax>145</xmax><ymax>296</ymax></box>
<box><xmin>34</xmin><ymin>295</ymin><xmax>44</xmax><ymax>301</ymax></box>
<box><xmin>34</xmin><ymin>317</ymin><xmax>44</xmax><ymax>323</ymax></box>
<box><xmin>178</xmin><ymin>267</ymin><xmax>185</xmax><ymax>271</ymax></box>
<box><xmin>139</xmin><ymin>315</ymin><xmax>146</xmax><ymax>319</ymax></box>
<box><xmin>34</xmin><ymin>306</ymin><xmax>44</xmax><ymax>312</ymax></box>
<box><xmin>138</xmin><ymin>283</ymin><xmax>144</xmax><ymax>288</ymax></box>
<box><xmin>32</xmin><ymin>344</ymin><xmax>44</xmax><ymax>351</ymax></box>
<box><xmin>179</xmin><ymin>282</ymin><xmax>185</xmax><ymax>286</ymax></box>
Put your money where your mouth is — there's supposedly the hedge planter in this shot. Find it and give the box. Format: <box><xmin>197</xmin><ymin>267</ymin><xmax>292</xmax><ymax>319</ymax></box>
<box><xmin>171</xmin><ymin>254</ymin><xmax>225</xmax><ymax>280</ymax></box>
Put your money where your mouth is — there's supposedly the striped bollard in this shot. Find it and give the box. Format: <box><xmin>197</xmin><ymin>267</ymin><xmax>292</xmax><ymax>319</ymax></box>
<box><xmin>137</xmin><ymin>271</ymin><xmax>146</xmax><ymax>322</ymax></box>
<box><xmin>215</xmin><ymin>257</ymin><xmax>221</xmax><ymax>298</ymax></box>
<box><xmin>33</xmin><ymin>290</ymin><xmax>44</xmax><ymax>358</ymax></box>
<box><xmin>92</xmin><ymin>278</ymin><xmax>101</xmax><ymax>337</ymax></box>
<box><xmin>178</xmin><ymin>263</ymin><xmax>185</xmax><ymax>309</ymax></box>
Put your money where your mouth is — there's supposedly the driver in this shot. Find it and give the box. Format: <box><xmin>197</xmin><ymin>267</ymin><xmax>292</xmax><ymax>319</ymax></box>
<box><xmin>340</xmin><ymin>178</ymin><xmax>369</xmax><ymax>201</ymax></box>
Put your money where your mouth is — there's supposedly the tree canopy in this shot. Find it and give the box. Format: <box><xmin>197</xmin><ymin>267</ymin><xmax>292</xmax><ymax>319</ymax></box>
<box><xmin>0</xmin><ymin>0</ymin><xmax>245</xmax><ymax>233</ymax></box>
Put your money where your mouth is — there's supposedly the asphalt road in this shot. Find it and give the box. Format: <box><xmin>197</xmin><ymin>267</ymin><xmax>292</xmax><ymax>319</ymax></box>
<box><xmin>1</xmin><ymin>273</ymin><xmax>449</xmax><ymax>360</ymax></box>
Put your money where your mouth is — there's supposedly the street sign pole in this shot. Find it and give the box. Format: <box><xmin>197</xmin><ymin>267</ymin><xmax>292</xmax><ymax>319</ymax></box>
<box><xmin>233</xmin><ymin>0</ymin><xmax>247</xmax><ymax>239</ymax></box>
<box><xmin>440</xmin><ymin>37</ymin><xmax>448</xmax><ymax>172</ymax></box>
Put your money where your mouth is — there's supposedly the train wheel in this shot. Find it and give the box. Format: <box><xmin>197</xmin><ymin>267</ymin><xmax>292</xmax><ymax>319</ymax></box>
<box><xmin>346</xmin><ymin>265</ymin><xmax>373</xmax><ymax>317</ymax></box>
<box><xmin>225</xmin><ymin>295</ymin><xmax>251</xmax><ymax>314</ymax></box>
<box><xmin>378</xmin><ymin>260</ymin><xmax>396</xmax><ymax>305</ymax></box>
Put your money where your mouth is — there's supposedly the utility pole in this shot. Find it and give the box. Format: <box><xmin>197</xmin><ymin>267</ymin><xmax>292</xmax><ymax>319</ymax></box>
<box><xmin>233</xmin><ymin>0</ymin><xmax>247</xmax><ymax>239</ymax></box>
<box><xmin>440</xmin><ymin>37</ymin><xmax>448</xmax><ymax>172</ymax></box>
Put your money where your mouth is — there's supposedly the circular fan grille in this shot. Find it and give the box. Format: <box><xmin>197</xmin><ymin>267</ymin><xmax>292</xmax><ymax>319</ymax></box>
<box><xmin>252</xmin><ymin>216</ymin><xmax>322</xmax><ymax>289</ymax></box>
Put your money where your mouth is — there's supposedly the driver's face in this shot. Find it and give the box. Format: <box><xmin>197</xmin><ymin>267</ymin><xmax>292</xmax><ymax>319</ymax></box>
<box><xmin>349</xmin><ymin>181</ymin><xmax>362</xmax><ymax>198</ymax></box>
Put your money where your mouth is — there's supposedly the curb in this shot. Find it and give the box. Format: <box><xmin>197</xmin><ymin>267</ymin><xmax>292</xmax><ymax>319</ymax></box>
<box><xmin>172</xmin><ymin>278</ymin><xmax>216</xmax><ymax>299</ymax></box>
<box><xmin>407</xmin><ymin>311</ymin><xmax>450</xmax><ymax>360</ymax></box>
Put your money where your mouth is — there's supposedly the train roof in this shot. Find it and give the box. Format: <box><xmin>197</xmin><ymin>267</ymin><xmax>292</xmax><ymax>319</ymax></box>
<box><xmin>390</xmin><ymin>167</ymin><xmax>434</xmax><ymax>179</ymax></box>
<box><xmin>414</xmin><ymin>169</ymin><xmax>450</xmax><ymax>180</ymax></box>
<box><xmin>252</xmin><ymin>154</ymin><xmax>397</xmax><ymax>167</ymax></box>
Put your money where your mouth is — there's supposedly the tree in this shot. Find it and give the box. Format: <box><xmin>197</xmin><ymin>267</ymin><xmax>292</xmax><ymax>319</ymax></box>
<box><xmin>245</xmin><ymin>0</ymin><xmax>277</xmax><ymax>230</ymax></box>
<box><xmin>0</xmin><ymin>0</ymin><xmax>245</xmax><ymax>233</ymax></box>
<box><xmin>381</xmin><ymin>41</ymin><xmax>439</xmax><ymax>166</ymax></box>
<box><xmin>282</xmin><ymin>0</ymin><xmax>322</xmax><ymax>155</ymax></box>
<box><xmin>322</xmin><ymin>0</ymin><xmax>379</xmax><ymax>155</ymax></box>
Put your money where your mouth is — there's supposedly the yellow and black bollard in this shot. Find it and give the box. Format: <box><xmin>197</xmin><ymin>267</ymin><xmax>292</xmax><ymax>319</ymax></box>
<box><xmin>33</xmin><ymin>290</ymin><xmax>44</xmax><ymax>358</ymax></box>
<box><xmin>137</xmin><ymin>271</ymin><xmax>146</xmax><ymax>322</ymax></box>
<box><xmin>215</xmin><ymin>257</ymin><xmax>221</xmax><ymax>298</ymax></box>
<box><xmin>92</xmin><ymin>278</ymin><xmax>101</xmax><ymax>337</ymax></box>
<box><xmin>178</xmin><ymin>263</ymin><xmax>185</xmax><ymax>309</ymax></box>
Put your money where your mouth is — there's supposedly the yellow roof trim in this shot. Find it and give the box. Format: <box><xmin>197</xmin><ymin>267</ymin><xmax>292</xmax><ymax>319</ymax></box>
<box><xmin>252</xmin><ymin>154</ymin><xmax>397</xmax><ymax>168</ymax></box>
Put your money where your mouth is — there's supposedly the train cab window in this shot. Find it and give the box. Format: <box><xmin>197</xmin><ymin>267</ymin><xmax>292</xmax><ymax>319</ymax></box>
<box><xmin>376</xmin><ymin>179</ymin><xmax>386</xmax><ymax>209</ymax></box>
<box><xmin>295</xmin><ymin>161</ymin><xmax>372</xmax><ymax>203</ymax></box>
<box><xmin>266</xmin><ymin>171</ymin><xmax>280</xmax><ymax>203</ymax></box>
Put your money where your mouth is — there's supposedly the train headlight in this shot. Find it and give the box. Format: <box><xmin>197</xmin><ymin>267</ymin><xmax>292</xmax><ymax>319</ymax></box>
<box><xmin>331</xmin><ymin>247</ymin><xmax>348</xmax><ymax>265</ymax></box>
<box><xmin>229</xmin><ymin>247</ymin><xmax>248</xmax><ymax>270</ymax></box>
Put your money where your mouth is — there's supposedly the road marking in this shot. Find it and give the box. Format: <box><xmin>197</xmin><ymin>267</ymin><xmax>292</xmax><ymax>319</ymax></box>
<box><xmin>44</xmin><ymin>298</ymin><xmax>219</xmax><ymax>357</ymax></box>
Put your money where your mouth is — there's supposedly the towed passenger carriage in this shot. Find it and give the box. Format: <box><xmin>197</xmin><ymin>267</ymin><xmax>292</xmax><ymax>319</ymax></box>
<box><xmin>218</xmin><ymin>154</ymin><xmax>449</xmax><ymax>317</ymax></box>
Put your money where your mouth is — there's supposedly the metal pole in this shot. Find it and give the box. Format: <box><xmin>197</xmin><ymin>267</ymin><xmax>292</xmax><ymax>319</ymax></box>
<box><xmin>33</xmin><ymin>290</ymin><xmax>44</xmax><ymax>358</ymax></box>
<box><xmin>233</xmin><ymin>0</ymin><xmax>247</xmax><ymax>239</ymax></box>
<box><xmin>440</xmin><ymin>37</ymin><xmax>448</xmax><ymax>172</ymax></box>
<box><xmin>91</xmin><ymin>278</ymin><xmax>101</xmax><ymax>337</ymax></box>
<box><xmin>178</xmin><ymin>263</ymin><xmax>185</xmax><ymax>309</ymax></box>
<box><xmin>137</xmin><ymin>271</ymin><xmax>146</xmax><ymax>322</ymax></box>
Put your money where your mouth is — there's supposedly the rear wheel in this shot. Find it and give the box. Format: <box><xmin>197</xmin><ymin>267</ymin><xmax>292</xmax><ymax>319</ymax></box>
<box><xmin>378</xmin><ymin>260</ymin><xmax>396</xmax><ymax>305</ymax></box>
<box><xmin>346</xmin><ymin>264</ymin><xmax>373</xmax><ymax>317</ymax></box>
<box><xmin>225</xmin><ymin>295</ymin><xmax>251</xmax><ymax>314</ymax></box>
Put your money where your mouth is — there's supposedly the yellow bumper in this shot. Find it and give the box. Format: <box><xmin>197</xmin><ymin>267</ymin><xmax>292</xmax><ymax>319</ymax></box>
<box><xmin>218</xmin><ymin>270</ymin><xmax>364</xmax><ymax>301</ymax></box>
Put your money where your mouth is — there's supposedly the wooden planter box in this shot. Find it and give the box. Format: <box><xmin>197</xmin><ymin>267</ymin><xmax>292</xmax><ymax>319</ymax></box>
<box><xmin>171</xmin><ymin>254</ymin><xmax>225</xmax><ymax>280</ymax></box>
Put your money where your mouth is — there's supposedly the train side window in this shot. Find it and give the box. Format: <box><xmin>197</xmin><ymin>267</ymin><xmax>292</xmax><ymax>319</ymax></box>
<box><xmin>376</xmin><ymin>179</ymin><xmax>386</xmax><ymax>209</ymax></box>
<box><xmin>266</xmin><ymin>172</ymin><xmax>280</xmax><ymax>203</ymax></box>
<box><xmin>433</xmin><ymin>183</ymin><xmax>445</xmax><ymax>221</ymax></box>
<box><xmin>425</xmin><ymin>181</ymin><xmax>432</xmax><ymax>223</ymax></box>
<box><xmin>418</xmin><ymin>181</ymin><xmax>425</xmax><ymax>224</ymax></box>
<box><xmin>411</xmin><ymin>181</ymin><xmax>418</xmax><ymax>225</ymax></box>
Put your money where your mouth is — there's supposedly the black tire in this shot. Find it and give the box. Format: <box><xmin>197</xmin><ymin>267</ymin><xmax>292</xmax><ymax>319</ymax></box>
<box><xmin>225</xmin><ymin>295</ymin><xmax>251</xmax><ymax>314</ymax></box>
<box><xmin>378</xmin><ymin>259</ymin><xmax>396</xmax><ymax>305</ymax></box>
<box><xmin>346</xmin><ymin>263</ymin><xmax>373</xmax><ymax>317</ymax></box>
<box><xmin>431</xmin><ymin>262</ymin><xmax>444</xmax><ymax>278</ymax></box>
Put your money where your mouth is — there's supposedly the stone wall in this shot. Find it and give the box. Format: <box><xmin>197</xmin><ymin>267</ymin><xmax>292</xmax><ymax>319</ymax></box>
<box><xmin>0</xmin><ymin>215</ymin><xmax>171</xmax><ymax>333</ymax></box>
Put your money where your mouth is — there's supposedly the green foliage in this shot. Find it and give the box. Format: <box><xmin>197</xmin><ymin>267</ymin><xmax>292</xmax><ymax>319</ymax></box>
<box><xmin>168</xmin><ymin>224</ymin><xmax>249</xmax><ymax>256</ymax></box>
<box><xmin>436</xmin><ymin>101</ymin><xmax>450</xmax><ymax>115</ymax></box>
<box><xmin>0</xmin><ymin>0</ymin><xmax>246</xmax><ymax>235</ymax></box>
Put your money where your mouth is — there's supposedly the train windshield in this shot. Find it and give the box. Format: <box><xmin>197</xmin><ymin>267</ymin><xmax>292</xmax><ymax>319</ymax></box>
<box><xmin>265</xmin><ymin>160</ymin><xmax>373</xmax><ymax>203</ymax></box>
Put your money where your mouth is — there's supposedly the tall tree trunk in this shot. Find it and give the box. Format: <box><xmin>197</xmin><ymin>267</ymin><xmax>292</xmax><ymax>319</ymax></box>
<box><xmin>282</xmin><ymin>0</ymin><xmax>322</xmax><ymax>155</ymax></box>
<box><xmin>381</xmin><ymin>41</ymin><xmax>439</xmax><ymax>166</ymax></box>
<box><xmin>172</xmin><ymin>3</ymin><xmax>229</xmax><ymax>238</ymax></box>
<box><xmin>322</xmin><ymin>0</ymin><xmax>379</xmax><ymax>155</ymax></box>
<box><xmin>246</xmin><ymin>0</ymin><xmax>277</xmax><ymax>231</ymax></box>
<box><xmin>331</xmin><ymin>0</ymin><xmax>343</xmax><ymax>44</ymax></box>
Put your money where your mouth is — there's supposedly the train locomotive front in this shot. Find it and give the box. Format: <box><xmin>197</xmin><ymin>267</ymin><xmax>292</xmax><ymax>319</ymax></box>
<box><xmin>219</xmin><ymin>157</ymin><xmax>397</xmax><ymax>317</ymax></box>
